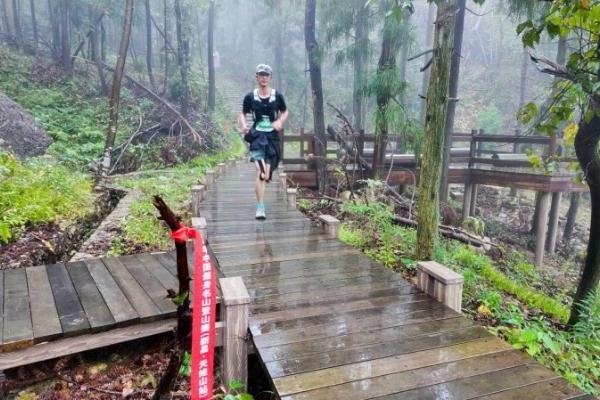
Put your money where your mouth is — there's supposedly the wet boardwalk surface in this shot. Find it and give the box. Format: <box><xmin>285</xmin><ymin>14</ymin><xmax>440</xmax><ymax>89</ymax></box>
<box><xmin>209</xmin><ymin>164</ymin><xmax>591</xmax><ymax>400</ymax></box>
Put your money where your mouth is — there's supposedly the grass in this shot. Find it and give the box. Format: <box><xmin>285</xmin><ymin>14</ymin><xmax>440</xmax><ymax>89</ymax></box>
<box><xmin>0</xmin><ymin>151</ymin><xmax>94</xmax><ymax>243</ymax></box>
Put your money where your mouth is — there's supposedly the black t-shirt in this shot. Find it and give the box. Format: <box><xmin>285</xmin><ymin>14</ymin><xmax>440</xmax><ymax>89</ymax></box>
<box><xmin>242</xmin><ymin>91</ymin><xmax>287</xmax><ymax>131</ymax></box>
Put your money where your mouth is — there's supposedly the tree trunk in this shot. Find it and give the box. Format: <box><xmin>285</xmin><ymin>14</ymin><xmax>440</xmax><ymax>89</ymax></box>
<box><xmin>274</xmin><ymin>0</ymin><xmax>284</xmax><ymax>90</ymax></box>
<box><xmin>395</xmin><ymin>9</ymin><xmax>411</xmax><ymax>154</ymax></box>
<box><xmin>144</xmin><ymin>0</ymin><xmax>156</xmax><ymax>91</ymax></box>
<box><xmin>90</xmin><ymin>7</ymin><xmax>108</xmax><ymax>95</ymax></box>
<box><xmin>419</xmin><ymin>2</ymin><xmax>436</xmax><ymax>125</ymax></box>
<box><xmin>29</xmin><ymin>0</ymin><xmax>37</xmax><ymax>53</ymax></box>
<box><xmin>439</xmin><ymin>0</ymin><xmax>466</xmax><ymax>202</ymax></box>
<box><xmin>100</xmin><ymin>20</ymin><xmax>106</xmax><ymax>62</ymax></box>
<box><xmin>1</xmin><ymin>0</ymin><xmax>10</xmax><ymax>36</ymax></box>
<box><xmin>207</xmin><ymin>0</ymin><xmax>215</xmax><ymax>112</ymax></box>
<box><xmin>305</xmin><ymin>0</ymin><xmax>327</xmax><ymax>192</ymax></box>
<box><xmin>11</xmin><ymin>0</ymin><xmax>21</xmax><ymax>47</ymax></box>
<box><xmin>569</xmin><ymin>109</ymin><xmax>600</xmax><ymax>325</ymax></box>
<box><xmin>353</xmin><ymin>0</ymin><xmax>368</xmax><ymax>132</ymax></box>
<box><xmin>98</xmin><ymin>0</ymin><xmax>134</xmax><ymax>181</ymax></box>
<box><xmin>163</xmin><ymin>0</ymin><xmax>169</xmax><ymax>95</ymax></box>
<box><xmin>174</xmin><ymin>0</ymin><xmax>190</xmax><ymax>117</ymax></box>
<box><xmin>60</xmin><ymin>0</ymin><xmax>72</xmax><ymax>74</ymax></box>
<box><xmin>562</xmin><ymin>192</ymin><xmax>580</xmax><ymax>245</ymax></box>
<box><xmin>372</xmin><ymin>4</ymin><xmax>399</xmax><ymax>179</ymax></box>
<box><xmin>416</xmin><ymin>0</ymin><xmax>457</xmax><ymax>260</ymax></box>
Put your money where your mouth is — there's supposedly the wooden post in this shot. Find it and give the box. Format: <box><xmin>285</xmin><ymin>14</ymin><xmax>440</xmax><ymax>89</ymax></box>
<box><xmin>192</xmin><ymin>217</ymin><xmax>207</xmax><ymax>243</ymax></box>
<box><xmin>470</xmin><ymin>184</ymin><xmax>478</xmax><ymax>216</ymax></box>
<box><xmin>286</xmin><ymin>188</ymin><xmax>297</xmax><ymax>208</ymax></box>
<box><xmin>468</xmin><ymin>129</ymin><xmax>477</xmax><ymax>168</ymax></box>
<box><xmin>319</xmin><ymin>215</ymin><xmax>340</xmax><ymax>238</ymax></box>
<box><xmin>205</xmin><ymin>169</ymin><xmax>216</xmax><ymax>186</ymax></box>
<box><xmin>417</xmin><ymin>261</ymin><xmax>463</xmax><ymax>313</ymax></box>
<box><xmin>299</xmin><ymin>127</ymin><xmax>305</xmax><ymax>158</ymax></box>
<box><xmin>535</xmin><ymin>191</ymin><xmax>552</xmax><ymax>267</ymax></box>
<box><xmin>219</xmin><ymin>276</ymin><xmax>250</xmax><ymax>388</ymax></box>
<box><xmin>358</xmin><ymin>129</ymin><xmax>365</xmax><ymax>158</ymax></box>
<box><xmin>477</xmin><ymin>129</ymin><xmax>484</xmax><ymax>157</ymax></box>
<box><xmin>191</xmin><ymin>185</ymin><xmax>205</xmax><ymax>218</ymax></box>
<box><xmin>462</xmin><ymin>183</ymin><xmax>473</xmax><ymax>219</ymax></box>
<box><xmin>547</xmin><ymin>192</ymin><xmax>562</xmax><ymax>254</ymax></box>
<box><xmin>279</xmin><ymin>128</ymin><xmax>285</xmax><ymax>163</ymax></box>
<box><xmin>218</xmin><ymin>162</ymin><xmax>226</xmax><ymax>176</ymax></box>
<box><xmin>279</xmin><ymin>172</ymin><xmax>288</xmax><ymax>190</ymax></box>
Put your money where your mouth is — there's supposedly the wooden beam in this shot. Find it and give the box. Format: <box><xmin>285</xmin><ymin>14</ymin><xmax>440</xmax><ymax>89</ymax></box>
<box><xmin>547</xmin><ymin>192</ymin><xmax>562</xmax><ymax>254</ymax></box>
<box><xmin>535</xmin><ymin>192</ymin><xmax>552</xmax><ymax>267</ymax></box>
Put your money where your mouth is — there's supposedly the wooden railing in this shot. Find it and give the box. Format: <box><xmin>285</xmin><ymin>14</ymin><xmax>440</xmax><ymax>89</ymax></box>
<box><xmin>281</xmin><ymin>128</ymin><xmax>575</xmax><ymax>171</ymax></box>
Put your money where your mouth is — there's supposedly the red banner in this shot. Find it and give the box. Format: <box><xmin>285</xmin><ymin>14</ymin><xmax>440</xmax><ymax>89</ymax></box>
<box><xmin>173</xmin><ymin>226</ymin><xmax>216</xmax><ymax>400</ymax></box>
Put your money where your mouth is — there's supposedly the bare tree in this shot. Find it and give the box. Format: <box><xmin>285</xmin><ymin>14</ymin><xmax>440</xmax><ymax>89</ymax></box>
<box><xmin>174</xmin><ymin>0</ymin><xmax>190</xmax><ymax>116</ymax></box>
<box><xmin>29</xmin><ymin>0</ymin><xmax>38</xmax><ymax>53</ymax></box>
<box><xmin>98</xmin><ymin>0</ymin><xmax>135</xmax><ymax>181</ymax></box>
<box><xmin>145</xmin><ymin>0</ymin><xmax>156</xmax><ymax>91</ymax></box>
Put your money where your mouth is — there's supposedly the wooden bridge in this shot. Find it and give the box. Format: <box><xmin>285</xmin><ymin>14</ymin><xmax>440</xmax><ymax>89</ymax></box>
<box><xmin>0</xmin><ymin>160</ymin><xmax>593</xmax><ymax>399</ymax></box>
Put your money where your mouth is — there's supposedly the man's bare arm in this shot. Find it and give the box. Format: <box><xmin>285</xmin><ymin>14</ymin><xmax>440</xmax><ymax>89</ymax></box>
<box><xmin>272</xmin><ymin>109</ymin><xmax>289</xmax><ymax>132</ymax></box>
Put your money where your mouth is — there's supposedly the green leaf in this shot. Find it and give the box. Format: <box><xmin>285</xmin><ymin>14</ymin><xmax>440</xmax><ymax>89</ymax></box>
<box><xmin>171</xmin><ymin>291</ymin><xmax>189</xmax><ymax>306</ymax></box>
<box><xmin>236</xmin><ymin>394</ymin><xmax>254</xmax><ymax>400</ymax></box>
<box><xmin>224</xmin><ymin>395</ymin><xmax>236</xmax><ymax>400</ymax></box>
<box><xmin>516</xmin><ymin>21</ymin><xmax>533</xmax><ymax>35</ymax></box>
<box><xmin>229</xmin><ymin>379</ymin><xmax>245</xmax><ymax>391</ymax></box>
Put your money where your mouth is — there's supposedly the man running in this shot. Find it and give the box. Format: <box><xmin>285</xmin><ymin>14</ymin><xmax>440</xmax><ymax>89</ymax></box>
<box><xmin>238</xmin><ymin>64</ymin><xmax>289</xmax><ymax>220</ymax></box>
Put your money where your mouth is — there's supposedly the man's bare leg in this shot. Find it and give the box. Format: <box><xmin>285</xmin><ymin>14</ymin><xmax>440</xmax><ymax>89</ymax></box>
<box><xmin>255</xmin><ymin>161</ymin><xmax>266</xmax><ymax>203</ymax></box>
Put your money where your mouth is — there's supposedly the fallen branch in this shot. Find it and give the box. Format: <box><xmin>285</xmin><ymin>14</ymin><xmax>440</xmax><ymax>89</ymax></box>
<box><xmin>91</xmin><ymin>59</ymin><xmax>203</xmax><ymax>143</ymax></box>
<box><xmin>392</xmin><ymin>214</ymin><xmax>496</xmax><ymax>248</ymax></box>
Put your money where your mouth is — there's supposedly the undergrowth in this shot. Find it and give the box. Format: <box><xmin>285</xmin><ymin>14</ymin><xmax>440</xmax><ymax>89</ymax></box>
<box><xmin>0</xmin><ymin>151</ymin><xmax>93</xmax><ymax>243</ymax></box>
<box><xmin>338</xmin><ymin>199</ymin><xmax>599</xmax><ymax>395</ymax></box>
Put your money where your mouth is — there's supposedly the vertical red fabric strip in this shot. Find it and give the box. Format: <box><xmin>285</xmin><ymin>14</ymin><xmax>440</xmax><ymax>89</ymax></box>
<box><xmin>189</xmin><ymin>230</ymin><xmax>216</xmax><ymax>400</ymax></box>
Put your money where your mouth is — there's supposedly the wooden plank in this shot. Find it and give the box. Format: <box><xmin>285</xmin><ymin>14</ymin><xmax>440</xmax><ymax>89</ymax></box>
<box><xmin>265</xmin><ymin>326</ymin><xmax>490</xmax><ymax>378</ymax></box>
<box><xmin>470</xmin><ymin>377</ymin><xmax>588</xmax><ymax>400</ymax></box>
<box><xmin>136</xmin><ymin>253</ymin><xmax>178</xmax><ymax>293</ymax></box>
<box><xmin>367</xmin><ymin>363</ymin><xmax>560</xmax><ymax>400</ymax></box>
<box><xmin>25</xmin><ymin>266</ymin><xmax>62</xmax><ymax>343</ymax></box>
<box><xmin>154</xmin><ymin>252</ymin><xmax>178</xmax><ymax>276</ymax></box>
<box><xmin>66</xmin><ymin>261</ymin><xmax>116</xmax><ymax>331</ymax></box>
<box><xmin>46</xmin><ymin>263</ymin><xmax>90</xmax><ymax>336</ymax></box>
<box><xmin>2</xmin><ymin>269</ymin><xmax>33</xmax><ymax>350</ymax></box>
<box><xmin>0</xmin><ymin>319</ymin><xmax>223</xmax><ymax>371</ymax></box>
<box><xmin>251</xmin><ymin>285</ymin><xmax>418</xmax><ymax>315</ymax></box>
<box><xmin>102</xmin><ymin>257</ymin><xmax>161</xmax><ymax>321</ymax></box>
<box><xmin>274</xmin><ymin>337</ymin><xmax>513</xmax><ymax>396</ymax></box>
<box><xmin>252</xmin><ymin>300</ymin><xmax>448</xmax><ymax>340</ymax></box>
<box><xmin>250</xmin><ymin>293</ymin><xmax>430</xmax><ymax>327</ymax></box>
<box><xmin>219</xmin><ymin>248</ymin><xmax>360</xmax><ymax>268</ymax></box>
<box><xmin>279</xmin><ymin>351</ymin><xmax>535</xmax><ymax>400</ymax></box>
<box><xmin>119</xmin><ymin>255</ymin><xmax>176</xmax><ymax>315</ymax></box>
<box><xmin>85</xmin><ymin>258</ymin><xmax>138</xmax><ymax>325</ymax></box>
<box><xmin>260</xmin><ymin>317</ymin><xmax>474</xmax><ymax>363</ymax></box>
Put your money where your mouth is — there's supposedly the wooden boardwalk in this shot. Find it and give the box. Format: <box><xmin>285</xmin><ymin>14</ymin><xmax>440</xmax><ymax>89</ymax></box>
<box><xmin>0</xmin><ymin>161</ymin><xmax>593</xmax><ymax>399</ymax></box>
<box><xmin>208</xmin><ymin>164</ymin><xmax>591</xmax><ymax>399</ymax></box>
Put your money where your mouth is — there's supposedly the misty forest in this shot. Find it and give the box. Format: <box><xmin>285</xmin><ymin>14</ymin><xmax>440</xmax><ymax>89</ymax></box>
<box><xmin>0</xmin><ymin>0</ymin><xmax>599</xmax><ymax>399</ymax></box>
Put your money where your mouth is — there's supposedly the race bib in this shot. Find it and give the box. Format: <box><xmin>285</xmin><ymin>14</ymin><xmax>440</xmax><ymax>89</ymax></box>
<box><xmin>256</xmin><ymin>116</ymin><xmax>273</xmax><ymax>132</ymax></box>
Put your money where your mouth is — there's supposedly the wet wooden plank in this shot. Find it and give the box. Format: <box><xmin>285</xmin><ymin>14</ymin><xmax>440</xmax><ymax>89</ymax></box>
<box><xmin>25</xmin><ymin>266</ymin><xmax>62</xmax><ymax>343</ymax></box>
<box><xmin>265</xmin><ymin>326</ymin><xmax>491</xmax><ymax>378</ymax></box>
<box><xmin>66</xmin><ymin>261</ymin><xmax>116</xmax><ymax>331</ymax></box>
<box><xmin>248</xmin><ymin>272</ymin><xmax>407</xmax><ymax>300</ymax></box>
<box><xmin>253</xmin><ymin>304</ymin><xmax>458</xmax><ymax>348</ymax></box>
<box><xmin>102</xmin><ymin>257</ymin><xmax>161</xmax><ymax>321</ymax></box>
<box><xmin>207</xmin><ymin>220</ymin><xmax>316</xmax><ymax>236</ymax></box>
<box><xmin>250</xmin><ymin>285</ymin><xmax>418</xmax><ymax>315</ymax></box>
<box><xmin>209</xmin><ymin>227</ymin><xmax>327</xmax><ymax>245</ymax></box>
<box><xmin>2</xmin><ymin>269</ymin><xmax>34</xmax><ymax>349</ymax></box>
<box><xmin>46</xmin><ymin>263</ymin><xmax>90</xmax><ymax>335</ymax></box>
<box><xmin>154</xmin><ymin>252</ymin><xmax>178</xmax><ymax>276</ymax></box>
<box><xmin>251</xmin><ymin>293</ymin><xmax>430</xmax><ymax>327</ymax></box>
<box><xmin>274</xmin><ymin>337</ymin><xmax>513</xmax><ymax>396</ymax></box>
<box><xmin>368</xmin><ymin>363</ymin><xmax>560</xmax><ymax>400</ymax></box>
<box><xmin>85</xmin><ymin>258</ymin><xmax>138</xmax><ymax>325</ymax></box>
<box><xmin>136</xmin><ymin>253</ymin><xmax>178</xmax><ymax>293</ymax></box>
<box><xmin>470</xmin><ymin>377</ymin><xmax>589</xmax><ymax>400</ymax></box>
<box><xmin>260</xmin><ymin>317</ymin><xmax>474</xmax><ymax>363</ymax></box>
<box><xmin>119</xmin><ymin>255</ymin><xmax>175</xmax><ymax>315</ymax></box>
<box><xmin>279</xmin><ymin>351</ymin><xmax>534</xmax><ymax>400</ymax></box>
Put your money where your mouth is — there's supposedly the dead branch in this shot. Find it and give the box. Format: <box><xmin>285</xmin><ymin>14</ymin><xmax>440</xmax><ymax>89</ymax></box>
<box><xmin>420</xmin><ymin>58</ymin><xmax>433</xmax><ymax>72</ymax></box>
<box><xmin>89</xmin><ymin>59</ymin><xmax>204</xmax><ymax>143</ymax></box>
<box><xmin>408</xmin><ymin>48</ymin><xmax>435</xmax><ymax>62</ymax></box>
<box><xmin>529</xmin><ymin>53</ymin><xmax>576</xmax><ymax>81</ymax></box>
